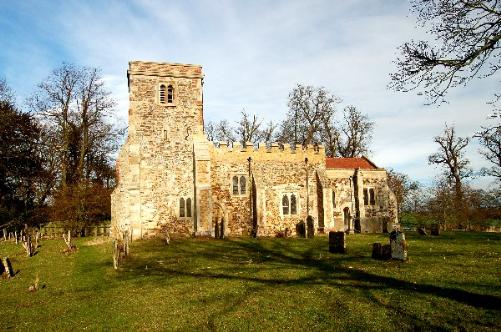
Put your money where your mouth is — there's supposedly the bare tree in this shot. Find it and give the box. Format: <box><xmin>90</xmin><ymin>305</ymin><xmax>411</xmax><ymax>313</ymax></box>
<box><xmin>428</xmin><ymin>125</ymin><xmax>472</xmax><ymax>227</ymax></box>
<box><xmin>259</xmin><ymin>121</ymin><xmax>277</xmax><ymax>145</ymax></box>
<box><xmin>336</xmin><ymin>106</ymin><xmax>374</xmax><ymax>157</ymax></box>
<box><xmin>390</xmin><ymin>0</ymin><xmax>501</xmax><ymax>104</ymax></box>
<box><xmin>204</xmin><ymin>121</ymin><xmax>217</xmax><ymax>141</ymax></box>
<box><xmin>386</xmin><ymin>169</ymin><xmax>420</xmax><ymax>219</ymax></box>
<box><xmin>475</xmin><ymin>124</ymin><xmax>501</xmax><ymax>180</ymax></box>
<box><xmin>235</xmin><ymin>110</ymin><xmax>262</xmax><ymax>145</ymax></box>
<box><xmin>281</xmin><ymin>84</ymin><xmax>340</xmax><ymax>146</ymax></box>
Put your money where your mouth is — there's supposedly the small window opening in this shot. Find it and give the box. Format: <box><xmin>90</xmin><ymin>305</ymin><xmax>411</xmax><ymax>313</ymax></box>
<box><xmin>369</xmin><ymin>188</ymin><xmax>376</xmax><ymax>205</ymax></box>
<box><xmin>232</xmin><ymin>176</ymin><xmax>239</xmax><ymax>195</ymax></box>
<box><xmin>159</xmin><ymin>84</ymin><xmax>166</xmax><ymax>103</ymax></box>
<box><xmin>363</xmin><ymin>188</ymin><xmax>369</xmax><ymax>206</ymax></box>
<box><xmin>186</xmin><ymin>198</ymin><xmax>192</xmax><ymax>217</ymax></box>
<box><xmin>240</xmin><ymin>176</ymin><xmax>246</xmax><ymax>194</ymax></box>
<box><xmin>290</xmin><ymin>194</ymin><xmax>297</xmax><ymax>215</ymax></box>
<box><xmin>282</xmin><ymin>195</ymin><xmax>289</xmax><ymax>215</ymax></box>
<box><xmin>332</xmin><ymin>191</ymin><xmax>336</xmax><ymax>209</ymax></box>
<box><xmin>179</xmin><ymin>198</ymin><xmax>185</xmax><ymax>217</ymax></box>
<box><xmin>167</xmin><ymin>85</ymin><xmax>174</xmax><ymax>103</ymax></box>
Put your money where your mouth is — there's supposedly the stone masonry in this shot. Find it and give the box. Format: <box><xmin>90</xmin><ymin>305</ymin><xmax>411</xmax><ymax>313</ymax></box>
<box><xmin>111</xmin><ymin>61</ymin><xmax>398</xmax><ymax>239</ymax></box>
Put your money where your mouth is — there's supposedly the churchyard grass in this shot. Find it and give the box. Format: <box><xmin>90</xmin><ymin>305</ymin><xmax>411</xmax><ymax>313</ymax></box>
<box><xmin>0</xmin><ymin>232</ymin><xmax>499</xmax><ymax>330</ymax></box>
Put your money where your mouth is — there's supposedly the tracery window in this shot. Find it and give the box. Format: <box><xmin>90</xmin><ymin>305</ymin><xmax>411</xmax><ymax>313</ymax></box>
<box><xmin>179</xmin><ymin>197</ymin><xmax>192</xmax><ymax>218</ymax></box>
<box><xmin>231</xmin><ymin>175</ymin><xmax>247</xmax><ymax>195</ymax></box>
<box><xmin>282</xmin><ymin>193</ymin><xmax>298</xmax><ymax>216</ymax></box>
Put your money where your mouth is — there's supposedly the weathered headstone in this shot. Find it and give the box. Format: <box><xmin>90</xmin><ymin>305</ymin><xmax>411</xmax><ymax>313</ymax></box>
<box><xmin>2</xmin><ymin>257</ymin><xmax>14</xmax><ymax>278</ymax></box>
<box><xmin>390</xmin><ymin>231</ymin><xmax>407</xmax><ymax>261</ymax></box>
<box><xmin>381</xmin><ymin>244</ymin><xmax>392</xmax><ymax>260</ymax></box>
<box><xmin>306</xmin><ymin>216</ymin><xmax>315</xmax><ymax>239</ymax></box>
<box><xmin>329</xmin><ymin>231</ymin><xmax>346</xmax><ymax>253</ymax></box>
<box><xmin>2</xmin><ymin>228</ymin><xmax>6</xmax><ymax>241</ymax></box>
<box><xmin>296</xmin><ymin>221</ymin><xmax>306</xmax><ymax>238</ymax></box>
<box><xmin>417</xmin><ymin>227</ymin><xmax>427</xmax><ymax>236</ymax></box>
<box><xmin>372</xmin><ymin>242</ymin><xmax>382</xmax><ymax>259</ymax></box>
<box><xmin>430</xmin><ymin>223</ymin><xmax>440</xmax><ymax>236</ymax></box>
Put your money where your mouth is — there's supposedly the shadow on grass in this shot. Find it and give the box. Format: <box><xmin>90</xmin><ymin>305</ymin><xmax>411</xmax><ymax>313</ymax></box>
<box><xmin>108</xmin><ymin>237</ymin><xmax>501</xmax><ymax>312</ymax></box>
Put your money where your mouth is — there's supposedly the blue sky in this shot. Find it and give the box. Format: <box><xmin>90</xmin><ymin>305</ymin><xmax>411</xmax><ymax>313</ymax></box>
<box><xmin>0</xmin><ymin>0</ymin><xmax>499</xmax><ymax>188</ymax></box>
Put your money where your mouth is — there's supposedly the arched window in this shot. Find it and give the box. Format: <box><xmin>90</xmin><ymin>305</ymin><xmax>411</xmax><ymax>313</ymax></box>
<box><xmin>369</xmin><ymin>188</ymin><xmax>376</xmax><ymax>205</ymax></box>
<box><xmin>332</xmin><ymin>191</ymin><xmax>336</xmax><ymax>209</ymax></box>
<box><xmin>282</xmin><ymin>195</ymin><xmax>289</xmax><ymax>215</ymax></box>
<box><xmin>179</xmin><ymin>198</ymin><xmax>185</xmax><ymax>217</ymax></box>
<box><xmin>363</xmin><ymin>188</ymin><xmax>369</xmax><ymax>206</ymax></box>
<box><xmin>186</xmin><ymin>198</ymin><xmax>192</xmax><ymax>217</ymax></box>
<box><xmin>159</xmin><ymin>84</ymin><xmax>166</xmax><ymax>103</ymax></box>
<box><xmin>290</xmin><ymin>194</ymin><xmax>297</xmax><ymax>215</ymax></box>
<box><xmin>167</xmin><ymin>85</ymin><xmax>174</xmax><ymax>103</ymax></box>
<box><xmin>232</xmin><ymin>176</ymin><xmax>239</xmax><ymax>195</ymax></box>
<box><xmin>240</xmin><ymin>176</ymin><xmax>246</xmax><ymax>194</ymax></box>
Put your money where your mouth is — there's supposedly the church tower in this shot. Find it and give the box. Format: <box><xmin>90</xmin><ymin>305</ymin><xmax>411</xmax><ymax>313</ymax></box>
<box><xmin>112</xmin><ymin>61</ymin><xmax>204</xmax><ymax>238</ymax></box>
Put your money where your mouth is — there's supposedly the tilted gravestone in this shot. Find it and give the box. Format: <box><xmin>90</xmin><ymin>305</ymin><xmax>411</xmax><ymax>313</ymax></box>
<box><xmin>417</xmin><ymin>227</ymin><xmax>427</xmax><ymax>236</ymax></box>
<box><xmin>296</xmin><ymin>221</ymin><xmax>306</xmax><ymax>238</ymax></box>
<box><xmin>329</xmin><ymin>231</ymin><xmax>346</xmax><ymax>253</ymax></box>
<box><xmin>306</xmin><ymin>216</ymin><xmax>315</xmax><ymax>239</ymax></box>
<box><xmin>2</xmin><ymin>257</ymin><xmax>14</xmax><ymax>278</ymax></box>
<box><xmin>390</xmin><ymin>231</ymin><xmax>407</xmax><ymax>261</ymax></box>
<box><xmin>430</xmin><ymin>223</ymin><xmax>440</xmax><ymax>236</ymax></box>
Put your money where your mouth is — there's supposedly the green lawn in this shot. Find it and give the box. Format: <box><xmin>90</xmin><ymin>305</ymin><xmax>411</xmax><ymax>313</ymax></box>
<box><xmin>0</xmin><ymin>232</ymin><xmax>500</xmax><ymax>331</ymax></box>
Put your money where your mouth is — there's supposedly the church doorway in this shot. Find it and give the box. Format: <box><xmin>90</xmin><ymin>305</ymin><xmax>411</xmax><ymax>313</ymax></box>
<box><xmin>343</xmin><ymin>207</ymin><xmax>350</xmax><ymax>232</ymax></box>
<box><xmin>213</xmin><ymin>202</ymin><xmax>226</xmax><ymax>239</ymax></box>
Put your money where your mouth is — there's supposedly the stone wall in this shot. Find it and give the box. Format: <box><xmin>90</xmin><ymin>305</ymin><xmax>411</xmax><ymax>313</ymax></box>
<box><xmin>111</xmin><ymin>60</ymin><xmax>399</xmax><ymax>239</ymax></box>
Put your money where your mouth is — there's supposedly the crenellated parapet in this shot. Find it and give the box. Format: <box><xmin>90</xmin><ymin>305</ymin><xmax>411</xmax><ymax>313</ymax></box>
<box><xmin>209</xmin><ymin>141</ymin><xmax>326</xmax><ymax>164</ymax></box>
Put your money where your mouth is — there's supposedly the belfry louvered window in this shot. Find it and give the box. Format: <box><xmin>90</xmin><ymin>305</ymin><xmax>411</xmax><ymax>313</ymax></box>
<box><xmin>159</xmin><ymin>84</ymin><xmax>166</xmax><ymax>104</ymax></box>
<box><xmin>167</xmin><ymin>85</ymin><xmax>174</xmax><ymax>103</ymax></box>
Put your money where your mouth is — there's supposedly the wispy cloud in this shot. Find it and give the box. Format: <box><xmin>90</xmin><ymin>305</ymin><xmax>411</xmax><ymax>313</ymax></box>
<box><xmin>0</xmin><ymin>0</ymin><xmax>498</xmax><ymax>187</ymax></box>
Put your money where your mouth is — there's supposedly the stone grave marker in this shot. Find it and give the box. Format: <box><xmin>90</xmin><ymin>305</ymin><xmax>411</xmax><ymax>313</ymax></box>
<box><xmin>381</xmin><ymin>244</ymin><xmax>392</xmax><ymax>260</ymax></box>
<box><xmin>430</xmin><ymin>223</ymin><xmax>440</xmax><ymax>236</ymax></box>
<box><xmin>390</xmin><ymin>231</ymin><xmax>407</xmax><ymax>261</ymax></box>
<box><xmin>295</xmin><ymin>221</ymin><xmax>306</xmax><ymax>238</ymax></box>
<box><xmin>372</xmin><ymin>242</ymin><xmax>382</xmax><ymax>259</ymax></box>
<box><xmin>306</xmin><ymin>216</ymin><xmax>315</xmax><ymax>239</ymax></box>
<box><xmin>329</xmin><ymin>231</ymin><xmax>346</xmax><ymax>253</ymax></box>
<box><xmin>2</xmin><ymin>257</ymin><xmax>14</xmax><ymax>278</ymax></box>
<box><xmin>417</xmin><ymin>227</ymin><xmax>427</xmax><ymax>236</ymax></box>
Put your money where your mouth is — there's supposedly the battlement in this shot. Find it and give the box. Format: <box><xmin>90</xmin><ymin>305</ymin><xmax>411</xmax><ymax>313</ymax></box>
<box><xmin>128</xmin><ymin>61</ymin><xmax>203</xmax><ymax>79</ymax></box>
<box><xmin>207</xmin><ymin>141</ymin><xmax>326</xmax><ymax>165</ymax></box>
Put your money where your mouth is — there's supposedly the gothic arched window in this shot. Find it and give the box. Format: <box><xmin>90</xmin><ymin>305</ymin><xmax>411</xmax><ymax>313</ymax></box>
<box><xmin>232</xmin><ymin>176</ymin><xmax>239</xmax><ymax>195</ymax></box>
<box><xmin>186</xmin><ymin>198</ymin><xmax>192</xmax><ymax>217</ymax></box>
<box><xmin>240</xmin><ymin>176</ymin><xmax>246</xmax><ymax>194</ymax></box>
<box><xmin>167</xmin><ymin>85</ymin><xmax>174</xmax><ymax>103</ymax></box>
<box><xmin>282</xmin><ymin>195</ymin><xmax>289</xmax><ymax>215</ymax></box>
<box><xmin>290</xmin><ymin>194</ymin><xmax>297</xmax><ymax>215</ymax></box>
<box><xmin>179</xmin><ymin>198</ymin><xmax>185</xmax><ymax>217</ymax></box>
<box><xmin>159</xmin><ymin>84</ymin><xmax>166</xmax><ymax>104</ymax></box>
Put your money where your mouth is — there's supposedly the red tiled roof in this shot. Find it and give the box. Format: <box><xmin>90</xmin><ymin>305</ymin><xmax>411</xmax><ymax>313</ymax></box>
<box><xmin>325</xmin><ymin>157</ymin><xmax>378</xmax><ymax>170</ymax></box>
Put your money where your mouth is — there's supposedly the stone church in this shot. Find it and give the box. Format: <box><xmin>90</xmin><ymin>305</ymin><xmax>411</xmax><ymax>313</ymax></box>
<box><xmin>111</xmin><ymin>61</ymin><xmax>398</xmax><ymax>239</ymax></box>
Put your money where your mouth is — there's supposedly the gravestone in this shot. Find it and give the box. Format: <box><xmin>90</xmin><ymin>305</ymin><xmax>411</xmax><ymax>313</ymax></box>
<box><xmin>306</xmin><ymin>216</ymin><xmax>315</xmax><ymax>239</ymax></box>
<box><xmin>372</xmin><ymin>242</ymin><xmax>382</xmax><ymax>259</ymax></box>
<box><xmin>390</xmin><ymin>231</ymin><xmax>407</xmax><ymax>261</ymax></box>
<box><xmin>381</xmin><ymin>244</ymin><xmax>392</xmax><ymax>260</ymax></box>
<box><xmin>2</xmin><ymin>257</ymin><xmax>14</xmax><ymax>278</ymax></box>
<box><xmin>296</xmin><ymin>221</ymin><xmax>306</xmax><ymax>238</ymax></box>
<box><xmin>430</xmin><ymin>223</ymin><xmax>440</xmax><ymax>236</ymax></box>
<box><xmin>417</xmin><ymin>227</ymin><xmax>427</xmax><ymax>236</ymax></box>
<box><xmin>329</xmin><ymin>231</ymin><xmax>346</xmax><ymax>253</ymax></box>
